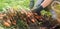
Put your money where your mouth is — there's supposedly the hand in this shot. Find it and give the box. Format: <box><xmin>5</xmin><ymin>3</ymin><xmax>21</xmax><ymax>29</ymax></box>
<box><xmin>31</xmin><ymin>6</ymin><xmax>44</xmax><ymax>15</ymax></box>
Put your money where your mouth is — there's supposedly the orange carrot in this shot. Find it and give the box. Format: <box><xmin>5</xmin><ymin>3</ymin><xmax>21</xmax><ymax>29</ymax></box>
<box><xmin>3</xmin><ymin>21</ymin><xmax>11</xmax><ymax>27</ymax></box>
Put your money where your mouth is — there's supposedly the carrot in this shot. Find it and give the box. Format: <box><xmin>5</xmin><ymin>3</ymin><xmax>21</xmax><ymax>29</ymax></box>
<box><xmin>3</xmin><ymin>21</ymin><xmax>11</xmax><ymax>27</ymax></box>
<box><xmin>31</xmin><ymin>19</ymin><xmax>35</xmax><ymax>23</ymax></box>
<box><xmin>12</xmin><ymin>22</ymin><xmax>16</xmax><ymax>25</ymax></box>
<box><xmin>12</xmin><ymin>20</ymin><xmax>16</xmax><ymax>25</ymax></box>
<box><xmin>7</xmin><ymin>20</ymin><xmax>11</xmax><ymax>24</ymax></box>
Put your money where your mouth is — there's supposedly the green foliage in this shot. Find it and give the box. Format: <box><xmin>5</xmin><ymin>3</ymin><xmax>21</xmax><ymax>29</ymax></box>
<box><xmin>41</xmin><ymin>10</ymin><xmax>52</xmax><ymax>16</ymax></box>
<box><xmin>17</xmin><ymin>19</ymin><xmax>29</xmax><ymax>29</ymax></box>
<box><xmin>0</xmin><ymin>0</ymin><xmax>31</xmax><ymax>11</ymax></box>
<box><xmin>0</xmin><ymin>0</ymin><xmax>37</xmax><ymax>12</ymax></box>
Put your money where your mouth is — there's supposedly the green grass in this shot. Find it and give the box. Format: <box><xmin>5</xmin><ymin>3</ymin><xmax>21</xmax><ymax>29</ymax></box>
<box><xmin>0</xmin><ymin>0</ymin><xmax>31</xmax><ymax>12</ymax></box>
<box><xmin>0</xmin><ymin>0</ymin><xmax>37</xmax><ymax>12</ymax></box>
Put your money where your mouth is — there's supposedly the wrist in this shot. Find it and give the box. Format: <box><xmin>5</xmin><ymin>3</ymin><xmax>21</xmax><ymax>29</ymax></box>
<box><xmin>35</xmin><ymin>5</ymin><xmax>44</xmax><ymax>12</ymax></box>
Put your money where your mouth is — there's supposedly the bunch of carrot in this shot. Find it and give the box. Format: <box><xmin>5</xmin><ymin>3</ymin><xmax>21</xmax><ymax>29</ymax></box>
<box><xmin>0</xmin><ymin>7</ymin><xmax>60</xmax><ymax>29</ymax></box>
